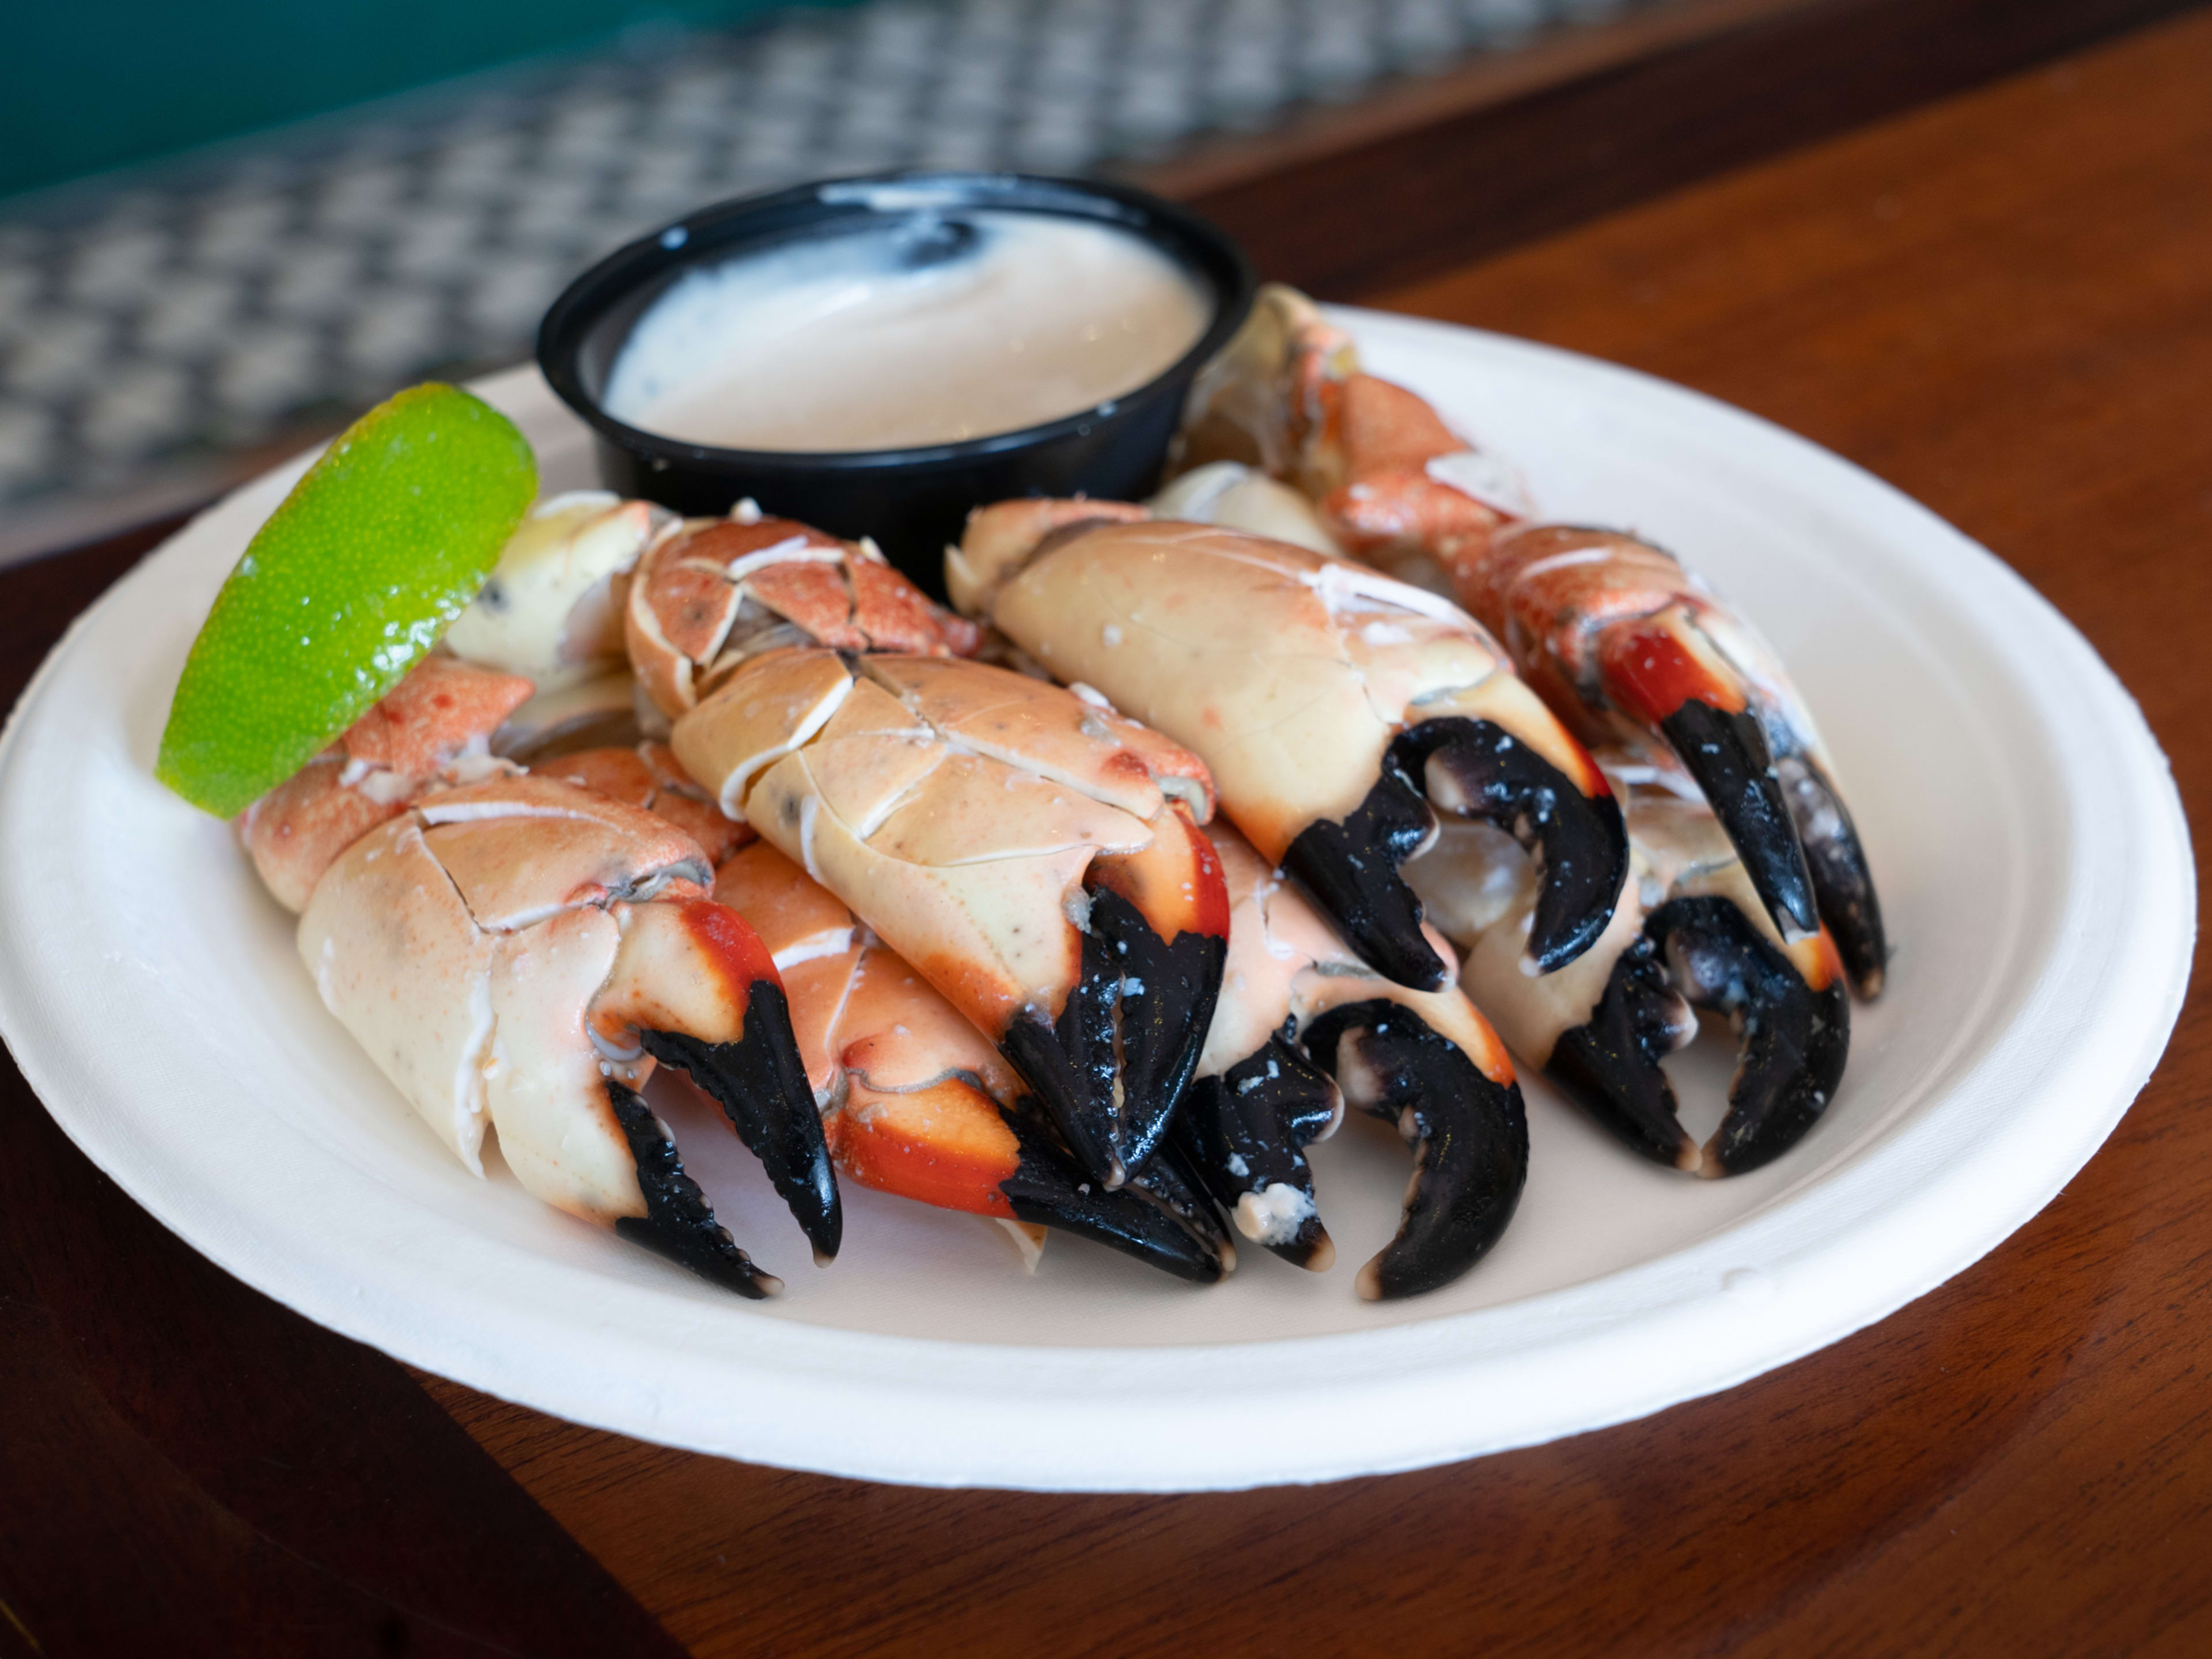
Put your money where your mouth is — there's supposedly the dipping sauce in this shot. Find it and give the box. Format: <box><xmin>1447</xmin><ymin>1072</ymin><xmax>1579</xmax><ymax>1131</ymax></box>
<box><xmin>600</xmin><ymin>211</ymin><xmax>1213</xmax><ymax>453</ymax></box>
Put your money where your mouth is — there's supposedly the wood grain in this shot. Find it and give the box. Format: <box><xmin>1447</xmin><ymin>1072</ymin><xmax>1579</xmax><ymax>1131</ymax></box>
<box><xmin>1124</xmin><ymin>0</ymin><xmax>1833</xmax><ymax>200</ymax></box>
<box><xmin>0</xmin><ymin>531</ymin><xmax>688</xmax><ymax>1659</ymax></box>
<box><xmin>421</xmin><ymin>12</ymin><xmax>2212</xmax><ymax>1657</ymax></box>
<box><xmin>1176</xmin><ymin>0</ymin><xmax>2205</xmax><ymax>301</ymax></box>
<box><xmin>7</xmin><ymin>6</ymin><xmax>2212</xmax><ymax>1655</ymax></box>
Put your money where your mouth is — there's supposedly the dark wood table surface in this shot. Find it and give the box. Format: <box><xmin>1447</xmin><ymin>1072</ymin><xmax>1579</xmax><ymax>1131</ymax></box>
<box><xmin>6</xmin><ymin>5</ymin><xmax>2211</xmax><ymax>1654</ymax></box>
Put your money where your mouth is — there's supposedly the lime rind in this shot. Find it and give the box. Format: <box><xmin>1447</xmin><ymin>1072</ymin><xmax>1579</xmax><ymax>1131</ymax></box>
<box><xmin>157</xmin><ymin>384</ymin><xmax>537</xmax><ymax>819</ymax></box>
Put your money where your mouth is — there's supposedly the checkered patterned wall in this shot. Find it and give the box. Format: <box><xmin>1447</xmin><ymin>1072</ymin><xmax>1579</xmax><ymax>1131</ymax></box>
<box><xmin>0</xmin><ymin>0</ymin><xmax>1636</xmax><ymax>531</ymax></box>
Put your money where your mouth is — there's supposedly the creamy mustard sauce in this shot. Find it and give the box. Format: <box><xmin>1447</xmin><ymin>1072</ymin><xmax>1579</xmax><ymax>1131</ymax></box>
<box><xmin>601</xmin><ymin>211</ymin><xmax>1211</xmax><ymax>452</ymax></box>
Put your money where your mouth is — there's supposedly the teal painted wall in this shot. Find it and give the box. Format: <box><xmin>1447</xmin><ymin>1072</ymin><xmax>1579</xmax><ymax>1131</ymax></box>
<box><xmin>2</xmin><ymin>1</ymin><xmax>829</xmax><ymax>200</ymax></box>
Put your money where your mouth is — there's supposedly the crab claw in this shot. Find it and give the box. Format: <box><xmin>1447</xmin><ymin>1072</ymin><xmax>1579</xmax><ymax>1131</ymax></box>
<box><xmin>673</xmin><ymin>652</ymin><xmax>1229</xmax><ymax>1191</ymax></box>
<box><xmin>829</xmin><ymin>1077</ymin><xmax>1229</xmax><ymax>1283</ymax></box>
<box><xmin>240</xmin><ymin>656</ymin><xmax>535</xmax><ymax>912</ymax></box>
<box><xmin>1164</xmin><ymin>297</ymin><xmax>1884</xmax><ymax>998</ymax></box>
<box><xmin>1533</xmin><ymin>897</ymin><xmax>1847</xmax><ymax>1179</ymax></box>
<box><xmin>604</xmin><ymin>1079</ymin><xmax>783</xmax><ymax>1296</ymax></box>
<box><xmin>1304</xmin><ymin>998</ymin><xmax>1528</xmax><ymax>1301</ymax></box>
<box><xmin>627</xmin><ymin>509</ymin><xmax>979</xmax><ymax>723</ymax></box>
<box><xmin>824</xmin><ymin>1063</ymin><xmax>1227</xmax><ymax>1282</ymax></box>
<box><xmin>1407</xmin><ymin>717</ymin><xmax>1626</xmax><ymax>976</ymax></box>
<box><xmin>949</xmin><ymin>510</ymin><xmax>1624</xmax><ymax>993</ymax></box>
<box><xmin>1002</xmin><ymin>1109</ymin><xmax>1231</xmax><ymax>1282</ymax></box>
<box><xmin>1183</xmin><ymin>825</ymin><xmax>1527</xmax><ymax>1296</ymax></box>
<box><xmin>1177</xmin><ymin>1032</ymin><xmax>1342</xmax><ymax>1271</ymax></box>
<box><xmin>1778</xmin><ymin>750</ymin><xmax>1887</xmax><ymax>998</ymax></box>
<box><xmin>1594</xmin><ymin>607</ymin><xmax>1817</xmax><ymax>942</ymax></box>
<box><xmin>1653</xmin><ymin>897</ymin><xmax>1849</xmax><ymax>1176</ymax></box>
<box><xmin>1006</xmin><ymin>804</ymin><xmax>1231</xmax><ymax>1183</ymax></box>
<box><xmin>299</xmin><ymin>776</ymin><xmax>836</xmax><ymax>1294</ymax></box>
<box><xmin>1542</xmin><ymin>934</ymin><xmax>1700</xmax><ymax>1171</ymax></box>
<box><xmin>1462</xmin><ymin>794</ymin><xmax>1850</xmax><ymax>1179</ymax></box>
<box><xmin>1457</xmin><ymin>524</ymin><xmax>1887</xmax><ymax>995</ymax></box>
<box><xmin>711</xmin><ymin>840</ymin><xmax>1226</xmax><ymax>1281</ymax></box>
<box><xmin>613</xmin><ymin>967</ymin><xmax>839</xmax><ymax>1265</ymax></box>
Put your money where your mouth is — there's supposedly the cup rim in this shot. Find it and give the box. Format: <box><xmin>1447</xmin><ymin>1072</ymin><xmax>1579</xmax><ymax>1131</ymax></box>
<box><xmin>535</xmin><ymin>169</ymin><xmax>1257</xmax><ymax>476</ymax></box>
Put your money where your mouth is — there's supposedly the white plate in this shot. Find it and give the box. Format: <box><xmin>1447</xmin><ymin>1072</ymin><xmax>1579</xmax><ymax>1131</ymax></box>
<box><xmin>0</xmin><ymin>309</ymin><xmax>2190</xmax><ymax>1491</ymax></box>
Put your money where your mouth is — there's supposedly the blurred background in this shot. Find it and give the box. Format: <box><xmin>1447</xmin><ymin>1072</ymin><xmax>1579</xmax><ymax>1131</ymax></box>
<box><xmin>0</xmin><ymin>0</ymin><xmax>1703</xmax><ymax>560</ymax></box>
<box><xmin>5</xmin><ymin>0</ymin><xmax>2168</xmax><ymax>565</ymax></box>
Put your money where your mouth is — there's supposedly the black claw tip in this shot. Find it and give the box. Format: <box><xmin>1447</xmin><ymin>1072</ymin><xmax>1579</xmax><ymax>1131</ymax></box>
<box><xmin>1281</xmin><ymin>764</ymin><xmax>1449</xmax><ymax>991</ymax></box>
<box><xmin>1776</xmin><ymin>752</ymin><xmax>1888</xmax><ymax>998</ymax></box>
<box><xmin>1659</xmin><ymin>700</ymin><xmax>1819</xmax><ymax>940</ymax></box>
<box><xmin>1001</xmin><ymin>884</ymin><xmax>1225</xmax><ymax>1190</ymax></box>
<box><xmin>1177</xmin><ymin>1033</ymin><xmax>1340</xmax><ymax>1270</ymax></box>
<box><xmin>1304</xmin><ymin>1001</ymin><xmax>1529</xmax><ymax>1300</ymax></box>
<box><xmin>641</xmin><ymin>981</ymin><xmax>841</xmax><ymax>1262</ymax></box>
<box><xmin>998</xmin><ymin>1107</ymin><xmax>1229</xmax><ymax>1283</ymax></box>
<box><xmin>608</xmin><ymin>1081</ymin><xmax>781</xmax><ymax>1297</ymax></box>
<box><xmin>1406</xmin><ymin>717</ymin><xmax>1630</xmax><ymax>975</ymax></box>
<box><xmin>1648</xmin><ymin>896</ymin><xmax>1850</xmax><ymax>1176</ymax></box>
<box><xmin>1124</xmin><ymin>1136</ymin><xmax>1237</xmax><ymax>1275</ymax></box>
<box><xmin>1543</xmin><ymin>935</ymin><xmax>1700</xmax><ymax>1169</ymax></box>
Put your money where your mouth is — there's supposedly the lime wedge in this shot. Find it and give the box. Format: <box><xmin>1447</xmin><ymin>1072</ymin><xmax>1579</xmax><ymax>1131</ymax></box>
<box><xmin>157</xmin><ymin>384</ymin><xmax>537</xmax><ymax>818</ymax></box>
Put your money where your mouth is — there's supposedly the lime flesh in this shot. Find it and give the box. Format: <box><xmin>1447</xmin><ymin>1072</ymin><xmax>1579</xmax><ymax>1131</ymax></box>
<box><xmin>157</xmin><ymin>384</ymin><xmax>537</xmax><ymax>818</ymax></box>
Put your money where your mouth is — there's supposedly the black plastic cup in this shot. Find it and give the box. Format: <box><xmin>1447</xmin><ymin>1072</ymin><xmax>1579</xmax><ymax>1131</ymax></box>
<box><xmin>535</xmin><ymin>171</ymin><xmax>1255</xmax><ymax>599</ymax></box>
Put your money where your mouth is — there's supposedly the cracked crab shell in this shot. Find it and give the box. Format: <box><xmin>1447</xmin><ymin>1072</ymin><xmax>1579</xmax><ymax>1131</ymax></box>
<box><xmin>627</xmin><ymin>516</ymin><xmax>980</xmax><ymax>719</ymax></box>
<box><xmin>713</xmin><ymin>842</ymin><xmax>1029</xmax><ymax>1213</ymax></box>
<box><xmin>967</xmin><ymin>518</ymin><xmax>1591</xmax><ymax>862</ymax></box>
<box><xmin>297</xmin><ymin>777</ymin><xmax>715</xmax><ymax>1224</ymax></box>
<box><xmin>672</xmin><ymin>649</ymin><xmax>1215</xmax><ymax>1035</ymax></box>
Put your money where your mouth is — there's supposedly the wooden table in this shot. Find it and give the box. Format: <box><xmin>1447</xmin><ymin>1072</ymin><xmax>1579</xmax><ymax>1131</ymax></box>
<box><xmin>5</xmin><ymin>6</ymin><xmax>2210</xmax><ymax>1654</ymax></box>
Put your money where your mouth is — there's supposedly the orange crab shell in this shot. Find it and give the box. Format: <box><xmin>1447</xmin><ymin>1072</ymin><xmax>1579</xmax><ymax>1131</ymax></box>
<box><xmin>711</xmin><ymin>842</ymin><xmax>1032</xmax><ymax>1221</ymax></box>
<box><xmin>1310</xmin><ymin>373</ymin><xmax>1513</xmax><ymax>568</ymax></box>
<box><xmin>340</xmin><ymin>655</ymin><xmax>536</xmax><ymax>776</ymax></box>
<box><xmin>626</xmin><ymin>515</ymin><xmax>982</xmax><ymax>717</ymax></box>
<box><xmin>240</xmin><ymin>656</ymin><xmax>537</xmax><ymax>912</ymax></box>
<box><xmin>535</xmin><ymin>741</ymin><xmax>756</xmax><ymax>865</ymax></box>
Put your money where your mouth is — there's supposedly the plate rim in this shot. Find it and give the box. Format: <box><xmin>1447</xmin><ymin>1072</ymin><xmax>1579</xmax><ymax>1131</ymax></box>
<box><xmin>0</xmin><ymin>308</ymin><xmax>2192</xmax><ymax>1490</ymax></box>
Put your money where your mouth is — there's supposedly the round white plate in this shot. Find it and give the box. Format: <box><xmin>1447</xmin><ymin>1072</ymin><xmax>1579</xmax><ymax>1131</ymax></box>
<box><xmin>0</xmin><ymin>309</ymin><xmax>2190</xmax><ymax>1491</ymax></box>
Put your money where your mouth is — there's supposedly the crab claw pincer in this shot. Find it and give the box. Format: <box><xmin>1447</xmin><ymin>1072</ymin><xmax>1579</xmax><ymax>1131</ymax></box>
<box><xmin>671</xmin><ymin>649</ymin><xmax>1230</xmax><ymax>1191</ymax></box>
<box><xmin>712</xmin><ymin>843</ymin><xmax>1228</xmax><ymax>1282</ymax></box>
<box><xmin>1180</xmin><ymin>827</ymin><xmax>1527</xmax><ymax>1298</ymax></box>
<box><xmin>298</xmin><ymin>775</ymin><xmax>836</xmax><ymax>1294</ymax></box>
<box><xmin>1452</xmin><ymin>524</ymin><xmax>1887</xmax><ymax>998</ymax></box>
<box><xmin>949</xmin><ymin>506</ymin><xmax>1626</xmax><ymax>993</ymax></box>
<box><xmin>1457</xmin><ymin>794</ymin><xmax>1850</xmax><ymax>1178</ymax></box>
<box><xmin>1160</xmin><ymin>286</ymin><xmax>1883</xmax><ymax>999</ymax></box>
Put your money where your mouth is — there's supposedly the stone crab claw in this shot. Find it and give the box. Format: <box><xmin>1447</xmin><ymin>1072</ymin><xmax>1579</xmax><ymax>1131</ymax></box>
<box><xmin>1429</xmin><ymin>791</ymin><xmax>1849</xmax><ymax>1178</ymax></box>
<box><xmin>240</xmin><ymin>655</ymin><xmax>535</xmax><ymax>912</ymax></box>
<box><xmin>1453</xmin><ymin>524</ymin><xmax>1887</xmax><ymax>998</ymax></box>
<box><xmin>298</xmin><ymin>774</ymin><xmax>837</xmax><ymax>1295</ymax></box>
<box><xmin>446</xmin><ymin>490</ymin><xmax>677</xmax><ymax>691</ymax></box>
<box><xmin>442</xmin><ymin>490</ymin><xmax>679</xmax><ymax>764</ymax></box>
<box><xmin>713</xmin><ymin>842</ymin><xmax>1230</xmax><ymax>1282</ymax></box>
<box><xmin>1174</xmin><ymin>283</ymin><xmax>1529</xmax><ymax>584</ymax></box>
<box><xmin>1183</xmin><ymin>827</ymin><xmax>1527</xmax><ymax>1300</ymax></box>
<box><xmin>1150</xmin><ymin>460</ymin><xmax>1349</xmax><ymax>562</ymax></box>
<box><xmin>1168</xmin><ymin>287</ymin><xmax>1883</xmax><ymax>998</ymax></box>
<box><xmin>669</xmin><ymin>647</ymin><xmax>1230</xmax><ymax>1192</ymax></box>
<box><xmin>949</xmin><ymin>505</ymin><xmax>1627</xmax><ymax>994</ymax></box>
<box><xmin>626</xmin><ymin>506</ymin><xmax>980</xmax><ymax>726</ymax></box>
